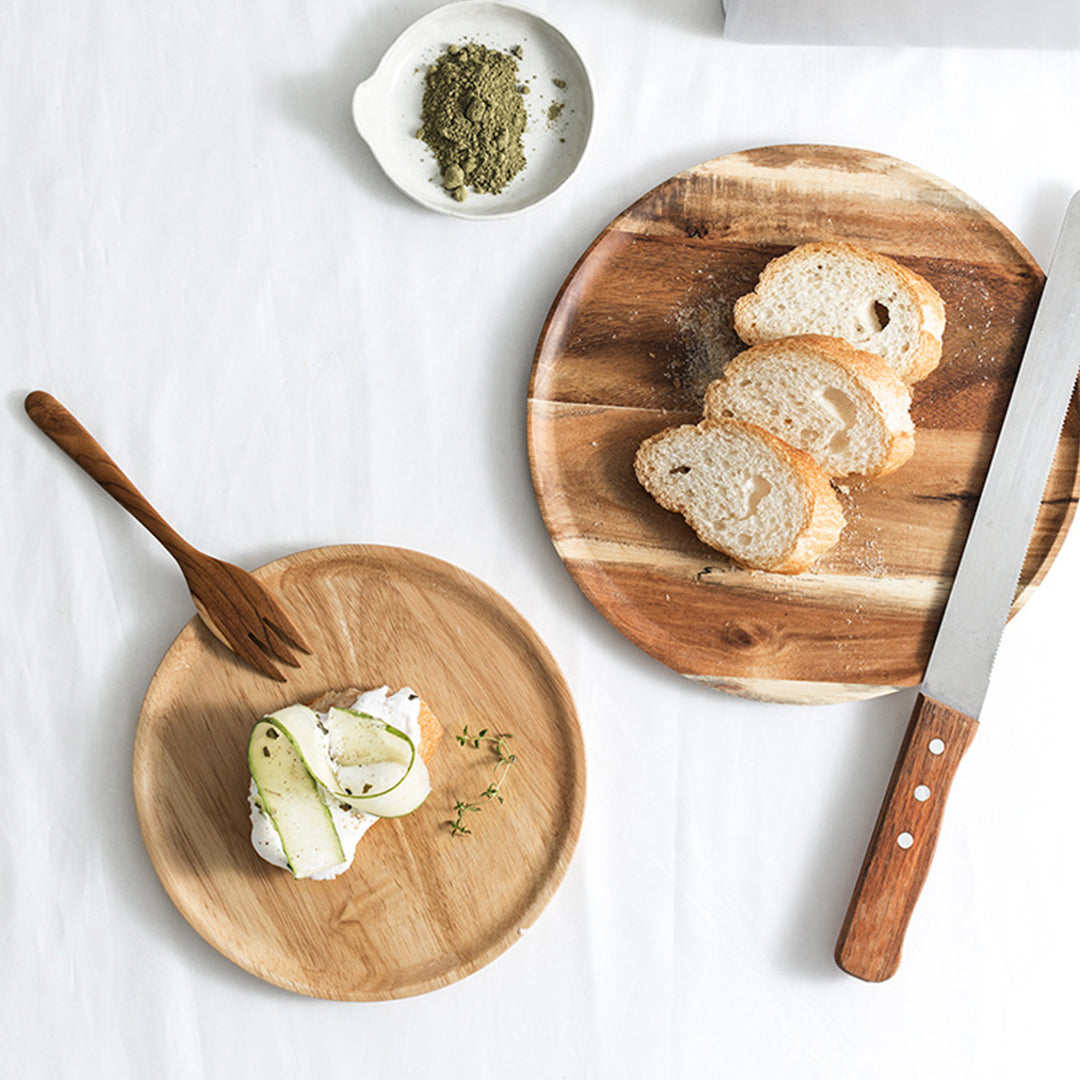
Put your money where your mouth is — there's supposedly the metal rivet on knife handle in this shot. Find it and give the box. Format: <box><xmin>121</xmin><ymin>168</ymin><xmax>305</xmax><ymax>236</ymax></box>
<box><xmin>835</xmin><ymin>189</ymin><xmax>1080</xmax><ymax>982</ymax></box>
<box><xmin>835</xmin><ymin>693</ymin><xmax>978</xmax><ymax>982</ymax></box>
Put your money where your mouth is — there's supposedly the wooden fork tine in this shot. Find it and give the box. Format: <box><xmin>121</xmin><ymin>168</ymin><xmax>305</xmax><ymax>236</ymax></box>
<box><xmin>236</xmin><ymin>597</ymin><xmax>299</xmax><ymax>667</ymax></box>
<box><xmin>263</xmin><ymin>606</ymin><xmax>312</xmax><ymax>655</ymax></box>
<box><xmin>261</xmin><ymin>620</ymin><xmax>303</xmax><ymax>668</ymax></box>
<box><xmin>248</xmin><ymin>586</ymin><xmax>312</xmax><ymax>656</ymax></box>
<box><xmin>228</xmin><ymin>633</ymin><xmax>288</xmax><ymax>683</ymax></box>
<box><xmin>188</xmin><ymin>559</ymin><xmax>302</xmax><ymax>668</ymax></box>
<box><xmin>191</xmin><ymin>594</ymin><xmax>287</xmax><ymax>682</ymax></box>
<box><xmin>218</xmin><ymin>561</ymin><xmax>312</xmax><ymax>660</ymax></box>
<box><xmin>187</xmin><ymin>562</ymin><xmax>289</xmax><ymax>654</ymax></box>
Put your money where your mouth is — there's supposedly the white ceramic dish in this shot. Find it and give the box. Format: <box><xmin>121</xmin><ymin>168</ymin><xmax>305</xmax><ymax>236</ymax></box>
<box><xmin>352</xmin><ymin>1</ymin><xmax>592</xmax><ymax>219</ymax></box>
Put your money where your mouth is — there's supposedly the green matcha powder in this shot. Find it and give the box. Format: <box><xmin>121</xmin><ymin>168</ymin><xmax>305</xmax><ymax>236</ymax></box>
<box><xmin>416</xmin><ymin>42</ymin><xmax>528</xmax><ymax>201</ymax></box>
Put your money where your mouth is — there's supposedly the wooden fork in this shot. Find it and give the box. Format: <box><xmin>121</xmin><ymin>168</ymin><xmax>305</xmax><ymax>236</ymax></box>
<box><xmin>25</xmin><ymin>391</ymin><xmax>312</xmax><ymax>682</ymax></box>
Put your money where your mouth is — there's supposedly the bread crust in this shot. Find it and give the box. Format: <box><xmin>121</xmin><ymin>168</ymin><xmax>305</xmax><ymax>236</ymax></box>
<box><xmin>733</xmin><ymin>242</ymin><xmax>945</xmax><ymax>384</ymax></box>
<box><xmin>704</xmin><ymin>335</ymin><xmax>915</xmax><ymax>477</ymax></box>
<box><xmin>758</xmin><ymin>424</ymin><xmax>847</xmax><ymax>573</ymax></box>
<box><xmin>634</xmin><ymin>417</ymin><xmax>845</xmax><ymax>574</ymax></box>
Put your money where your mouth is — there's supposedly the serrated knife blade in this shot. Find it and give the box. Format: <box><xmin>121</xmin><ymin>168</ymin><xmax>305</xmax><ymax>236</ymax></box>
<box><xmin>836</xmin><ymin>191</ymin><xmax>1080</xmax><ymax>982</ymax></box>
<box><xmin>923</xmin><ymin>193</ymin><xmax>1080</xmax><ymax>718</ymax></box>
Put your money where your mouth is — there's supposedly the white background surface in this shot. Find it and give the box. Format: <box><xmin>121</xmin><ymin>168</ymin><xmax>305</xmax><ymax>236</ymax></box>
<box><xmin>3</xmin><ymin>2</ymin><xmax>1080</xmax><ymax>1077</ymax></box>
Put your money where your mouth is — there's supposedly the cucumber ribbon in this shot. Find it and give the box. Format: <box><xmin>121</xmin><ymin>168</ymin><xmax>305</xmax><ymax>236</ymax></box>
<box><xmin>248</xmin><ymin>703</ymin><xmax>431</xmax><ymax>879</ymax></box>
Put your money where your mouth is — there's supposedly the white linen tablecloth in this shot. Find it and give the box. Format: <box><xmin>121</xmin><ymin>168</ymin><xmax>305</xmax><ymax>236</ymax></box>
<box><xmin>722</xmin><ymin>0</ymin><xmax>1080</xmax><ymax>47</ymax></box>
<box><xmin>3</xmin><ymin>2</ymin><xmax>1080</xmax><ymax>1077</ymax></box>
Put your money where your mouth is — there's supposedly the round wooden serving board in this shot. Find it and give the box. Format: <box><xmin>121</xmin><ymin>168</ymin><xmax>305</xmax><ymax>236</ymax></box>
<box><xmin>527</xmin><ymin>145</ymin><xmax>1080</xmax><ymax>704</ymax></box>
<box><xmin>133</xmin><ymin>545</ymin><xmax>584</xmax><ymax>1000</ymax></box>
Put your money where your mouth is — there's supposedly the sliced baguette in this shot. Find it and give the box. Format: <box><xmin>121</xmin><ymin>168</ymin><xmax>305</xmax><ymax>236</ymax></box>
<box><xmin>634</xmin><ymin>417</ymin><xmax>845</xmax><ymax>573</ymax></box>
<box><xmin>703</xmin><ymin>336</ymin><xmax>915</xmax><ymax>478</ymax></box>
<box><xmin>733</xmin><ymin>242</ymin><xmax>946</xmax><ymax>383</ymax></box>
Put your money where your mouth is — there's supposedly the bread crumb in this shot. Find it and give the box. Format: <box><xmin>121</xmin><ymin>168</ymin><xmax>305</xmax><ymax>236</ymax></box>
<box><xmin>665</xmin><ymin>266</ymin><xmax>759</xmax><ymax>406</ymax></box>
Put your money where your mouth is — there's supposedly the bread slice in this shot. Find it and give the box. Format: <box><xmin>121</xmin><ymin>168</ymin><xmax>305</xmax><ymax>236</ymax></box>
<box><xmin>248</xmin><ymin>686</ymin><xmax>443</xmax><ymax>879</ymax></box>
<box><xmin>733</xmin><ymin>242</ymin><xmax>946</xmax><ymax>383</ymax></box>
<box><xmin>703</xmin><ymin>336</ymin><xmax>915</xmax><ymax>478</ymax></box>
<box><xmin>634</xmin><ymin>417</ymin><xmax>845</xmax><ymax>573</ymax></box>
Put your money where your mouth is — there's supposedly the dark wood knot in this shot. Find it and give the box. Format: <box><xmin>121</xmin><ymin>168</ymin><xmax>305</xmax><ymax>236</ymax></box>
<box><xmin>721</xmin><ymin>622</ymin><xmax>771</xmax><ymax>650</ymax></box>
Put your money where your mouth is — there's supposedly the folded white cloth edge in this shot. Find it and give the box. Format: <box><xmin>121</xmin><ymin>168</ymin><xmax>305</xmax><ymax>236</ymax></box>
<box><xmin>721</xmin><ymin>0</ymin><xmax>1080</xmax><ymax>48</ymax></box>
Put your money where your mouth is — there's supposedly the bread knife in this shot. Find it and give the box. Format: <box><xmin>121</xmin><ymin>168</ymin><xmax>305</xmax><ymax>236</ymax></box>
<box><xmin>835</xmin><ymin>191</ymin><xmax>1080</xmax><ymax>982</ymax></box>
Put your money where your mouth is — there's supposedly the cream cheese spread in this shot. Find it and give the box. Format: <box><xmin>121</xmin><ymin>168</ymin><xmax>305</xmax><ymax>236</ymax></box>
<box><xmin>248</xmin><ymin>686</ymin><xmax>424</xmax><ymax>880</ymax></box>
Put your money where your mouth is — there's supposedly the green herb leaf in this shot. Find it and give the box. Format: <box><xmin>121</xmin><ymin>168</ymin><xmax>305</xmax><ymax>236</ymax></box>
<box><xmin>447</xmin><ymin>724</ymin><xmax>518</xmax><ymax>837</ymax></box>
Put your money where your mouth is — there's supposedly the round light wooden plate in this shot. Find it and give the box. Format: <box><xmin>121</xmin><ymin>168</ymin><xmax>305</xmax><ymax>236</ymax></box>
<box><xmin>527</xmin><ymin>144</ymin><xmax>1080</xmax><ymax>705</ymax></box>
<box><xmin>133</xmin><ymin>544</ymin><xmax>584</xmax><ymax>1000</ymax></box>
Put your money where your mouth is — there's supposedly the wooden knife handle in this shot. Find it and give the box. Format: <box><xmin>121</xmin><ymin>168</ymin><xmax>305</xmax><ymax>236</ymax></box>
<box><xmin>24</xmin><ymin>390</ymin><xmax>193</xmax><ymax>559</ymax></box>
<box><xmin>835</xmin><ymin>692</ymin><xmax>978</xmax><ymax>981</ymax></box>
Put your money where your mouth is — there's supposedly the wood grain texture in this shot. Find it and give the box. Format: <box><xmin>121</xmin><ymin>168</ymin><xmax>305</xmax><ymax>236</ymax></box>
<box><xmin>25</xmin><ymin>391</ymin><xmax>310</xmax><ymax>681</ymax></box>
<box><xmin>133</xmin><ymin>545</ymin><xmax>584</xmax><ymax>1000</ymax></box>
<box><xmin>835</xmin><ymin>694</ymin><xmax>978</xmax><ymax>981</ymax></box>
<box><xmin>527</xmin><ymin>145</ymin><xmax>1080</xmax><ymax>703</ymax></box>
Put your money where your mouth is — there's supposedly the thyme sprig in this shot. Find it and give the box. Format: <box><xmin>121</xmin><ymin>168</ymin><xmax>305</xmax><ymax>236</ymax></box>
<box><xmin>449</xmin><ymin>725</ymin><xmax>517</xmax><ymax>837</ymax></box>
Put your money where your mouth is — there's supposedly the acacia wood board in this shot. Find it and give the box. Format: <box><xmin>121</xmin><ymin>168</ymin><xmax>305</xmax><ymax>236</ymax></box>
<box><xmin>527</xmin><ymin>144</ymin><xmax>1080</xmax><ymax>704</ymax></box>
<box><xmin>133</xmin><ymin>544</ymin><xmax>584</xmax><ymax>1000</ymax></box>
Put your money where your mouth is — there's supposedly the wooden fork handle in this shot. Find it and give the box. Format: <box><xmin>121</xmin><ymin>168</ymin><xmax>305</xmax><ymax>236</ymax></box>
<box><xmin>25</xmin><ymin>391</ymin><xmax>197</xmax><ymax>563</ymax></box>
<box><xmin>835</xmin><ymin>693</ymin><xmax>979</xmax><ymax>982</ymax></box>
